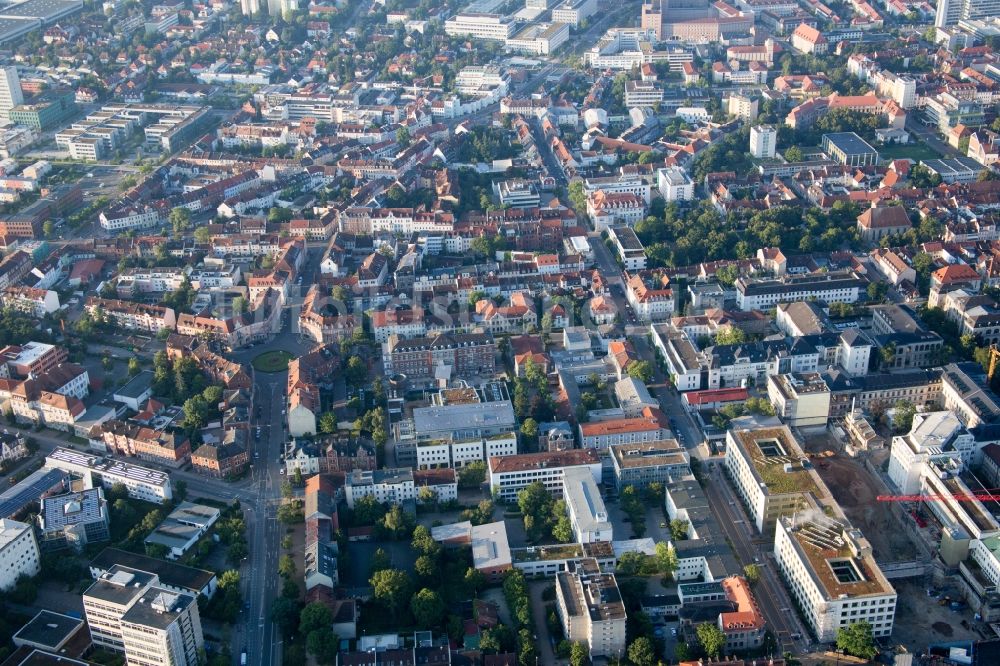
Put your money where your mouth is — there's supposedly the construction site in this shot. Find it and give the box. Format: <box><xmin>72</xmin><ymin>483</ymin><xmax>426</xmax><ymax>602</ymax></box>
<box><xmin>798</xmin><ymin>430</ymin><xmax>994</xmax><ymax>651</ymax></box>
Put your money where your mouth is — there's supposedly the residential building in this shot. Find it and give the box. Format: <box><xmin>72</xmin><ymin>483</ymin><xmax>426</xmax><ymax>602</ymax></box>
<box><xmin>345</xmin><ymin>468</ymin><xmax>415</xmax><ymax>508</ymax></box>
<box><xmin>0</xmin><ymin>518</ymin><xmax>39</xmax><ymax>591</ymax></box>
<box><xmin>190</xmin><ymin>440</ymin><xmax>249</xmax><ymax>479</ymax></box>
<box><xmin>791</xmin><ymin>23</ymin><xmax>827</xmax><ymax>54</ymax></box>
<box><xmin>657</xmin><ymin>166</ymin><xmax>695</xmax><ymax>201</ymax></box>
<box><xmin>749</xmin><ymin>125</ymin><xmax>776</xmax><ymax>159</ymax></box>
<box><xmin>774</xmin><ymin>514</ymin><xmax>896</xmax><ymax>641</ymax></box>
<box><xmin>382</xmin><ymin>332</ymin><xmax>496</xmax><ymax>386</ymax></box>
<box><xmin>556</xmin><ymin>558</ymin><xmax>627</xmax><ymax>659</ymax></box>
<box><xmin>607</xmin><ymin>226</ymin><xmax>647</xmax><ymax>271</ymax></box>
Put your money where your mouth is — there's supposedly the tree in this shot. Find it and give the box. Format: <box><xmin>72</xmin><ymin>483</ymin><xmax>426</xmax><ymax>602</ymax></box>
<box><xmin>194</xmin><ymin>226</ymin><xmax>212</xmax><ymax>243</ymax></box>
<box><xmin>880</xmin><ymin>341</ymin><xmax>897</xmax><ymax>368</ymax></box>
<box><xmin>569</xmin><ymin>641</ymin><xmax>589</xmax><ymax>666</ymax></box>
<box><xmin>345</xmin><ymin>355</ymin><xmax>367</xmax><ymax>386</ymax></box>
<box><xmin>42</xmin><ymin>220</ymin><xmax>54</xmax><ymax>238</ymax></box>
<box><xmin>145</xmin><ymin>542</ymin><xmax>169</xmax><ymax>559</ymax></box>
<box><xmin>836</xmin><ymin>621</ymin><xmax>878</xmax><ymax>660</ymax></box>
<box><xmin>370</xmin><ymin>568</ymin><xmax>413</xmax><ymax>618</ymax></box>
<box><xmin>169</xmin><ymin>207</ymin><xmax>191</xmax><ymax>235</ymax></box>
<box><xmin>278</xmin><ymin>554</ymin><xmax>296</xmax><ymax>578</ymax></box>
<box><xmin>867</xmin><ymin>281</ymin><xmax>888</xmax><ymax>302</ymax></box>
<box><xmin>551</xmin><ymin>500</ymin><xmax>573</xmax><ymax>542</ymax></box>
<box><xmin>520</xmin><ymin>417</ymin><xmax>538</xmax><ymax>441</ymax></box>
<box><xmin>627</xmin><ymin>360</ymin><xmax>654</xmax><ymax>383</ymax></box>
<box><xmin>655</xmin><ymin>541</ymin><xmax>679</xmax><ymax>578</ymax></box>
<box><xmin>893</xmin><ymin>399</ymin><xmax>916</xmax><ymax>433</ymax></box>
<box><xmin>306</xmin><ymin>627</ymin><xmax>339</xmax><ymax>665</ymax></box>
<box><xmin>628</xmin><ymin>637</ymin><xmax>657</xmax><ymax>666</ymax></box>
<box><xmin>369</xmin><ymin>547</ymin><xmax>391</xmax><ymax>576</ymax></box>
<box><xmin>319</xmin><ymin>412</ymin><xmax>337</xmax><ymax>434</ymax></box>
<box><xmin>697</xmin><ymin>622</ymin><xmax>726</xmax><ymax>658</ymax></box>
<box><xmin>299</xmin><ymin>602</ymin><xmax>333</xmax><ymax>635</ymax></box>
<box><xmin>270</xmin><ymin>596</ymin><xmax>301</xmax><ymax>637</ymax></box>
<box><xmin>411</xmin><ymin>588</ymin><xmax>445</xmax><ymax>628</ymax></box>
<box><xmin>128</xmin><ymin>357</ymin><xmax>141</xmax><ymax>377</ymax></box>
<box><xmin>458</xmin><ymin>460</ymin><xmax>486</xmax><ymax>488</ymax></box>
<box><xmin>517</xmin><ymin>481</ymin><xmax>554</xmax><ymax>541</ymax></box>
<box><xmin>784</xmin><ymin>146</ymin><xmax>803</xmax><ymax>162</ymax></box>
<box><xmin>714</xmin><ymin>326</ymin><xmax>747</xmax><ymax>346</ymax></box>
<box><xmin>744</xmin><ymin>563</ymin><xmax>762</xmax><ymax>585</ymax></box>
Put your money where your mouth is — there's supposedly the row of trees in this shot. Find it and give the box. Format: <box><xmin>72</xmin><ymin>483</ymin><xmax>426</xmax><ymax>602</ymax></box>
<box><xmin>517</xmin><ymin>481</ymin><xmax>573</xmax><ymax>542</ymax></box>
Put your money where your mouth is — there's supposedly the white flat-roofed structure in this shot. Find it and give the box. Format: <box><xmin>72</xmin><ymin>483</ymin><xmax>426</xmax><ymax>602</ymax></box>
<box><xmin>471</xmin><ymin>520</ymin><xmax>513</xmax><ymax>581</ymax></box>
<box><xmin>613</xmin><ymin>376</ymin><xmax>658</xmax><ymax>417</ymax></box>
<box><xmin>444</xmin><ymin>12</ymin><xmax>516</xmax><ymax>41</ymax></box>
<box><xmin>657</xmin><ymin>166</ymin><xmax>694</xmax><ymax>201</ymax></box>
<box><xmin>489</xmin><ymin>449</ymin><xmax>602</xmax><ymax>502</ymax></box>
<box><xmin>143</xmin><ymin>502</ymin><xmax>220</xmax><ymax>560</ymax></box>
<box><xmin>411</xmin><ymin>397</ymin><xmax>516</xmax><ymax>440</ymax></box>
<box><xmin>887</xmin><ymin>410</ymin><xmax>974</xmax><ymax>495</ymax></box>
<box><xmin>0</xmin><ymin>518</ymin><xmax>39</xmax><ymax>590</ymax></box>
<box><xmin>344</xmin><ymin>468</ymin><xmax>415</xmax><ymax>508</ymax></box>
<box><xmin>551</xmin><ymin>0</ymin><xmax>596</xmax><ymax>26</ymax></box>
<box><xmin>562</xmin><ymin>467</ymin><xmax>612</xmax><ymax>544</ymax></box>
<box><xmin>774</xmin><ymin>514</ymin><xmax>896</xmax><ymax>642</ymax></box>
<box><xmin>767</xmin><ymin>372</ymin><xmax>831</xmax><ymax>428</ymax></box>
<box><xmin>45</xmin><ymin>447</ymin><xmax>172</xmax><ymax>504</ymax></box>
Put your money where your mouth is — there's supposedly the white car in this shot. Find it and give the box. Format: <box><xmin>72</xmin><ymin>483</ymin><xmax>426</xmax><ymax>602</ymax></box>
<box><xmin>279</xmin><ymin>468</ymin><xmax>285</xmax><ymax>475</ymax></box>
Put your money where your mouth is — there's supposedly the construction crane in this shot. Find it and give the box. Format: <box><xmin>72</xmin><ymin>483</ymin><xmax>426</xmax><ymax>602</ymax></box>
<box><xmin>877</xmin><ymin>494</ymin><xmax>1000</xmax><ymax>502</ymax></box>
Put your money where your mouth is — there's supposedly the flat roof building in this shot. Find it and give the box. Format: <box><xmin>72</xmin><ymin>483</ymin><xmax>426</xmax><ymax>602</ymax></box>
<box><xmin>45</xmin><ymin>447</ymin><xmax>172</xmax><ymax>504</ymax></box>
<box><xmin>556</xmin><ymin>558</ymin><xmax>627</xmax><ymax>659</ymax></box>
<box><xmin>724</xmin><ymin>426</ymin><xmax>827</xmax><ymax>533</ymax></box>
<box><xmin>822</xmin><ymin>132</ymin><xmax>879</xmax><ymax>166</ymax></box>
<box><xmin>774</xmin><ymin>513</ymin><xmax>896</xmax><ymax>641</ymax></box>
<box><xmin>562</xmin><ymin>467</ymin><xmax>612</xmax><ymax>544</ymax></box>
<box><xmin>610</xmin><ymin>439</ymin><xmax>690</xmax><ymax>491</ymax></box>
<box><xmin>38</xmin><ymin>487</ymin><xmax>109</xmax><ymax>552</ymax></box>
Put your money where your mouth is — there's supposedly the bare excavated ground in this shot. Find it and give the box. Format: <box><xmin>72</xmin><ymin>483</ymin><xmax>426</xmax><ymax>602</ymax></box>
<box><xmin>801</xmin><ymin>433</ymin><xmax>917</xmax><ymax>562</ymax></box>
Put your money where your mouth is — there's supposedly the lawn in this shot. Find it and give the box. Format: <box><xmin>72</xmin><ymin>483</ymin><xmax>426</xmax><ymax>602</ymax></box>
<box><xmin>252</xmin><ymin>350</ymin><xmax>295</xmax><ymax>373</ymax></box>
<box><xmin>878</xmin><ymin>141</ymin><xmax>941</xmax><ymax>162</ymax></box>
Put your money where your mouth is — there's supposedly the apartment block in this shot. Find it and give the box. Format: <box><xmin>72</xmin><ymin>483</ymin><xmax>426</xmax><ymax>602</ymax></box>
<box><xmin>0</xmin><ymin>518</ymin><xmax>40</xmax><ymax>591</ymax></box>
<box><xmin>556</xmin><ymin>558</ymin><xmax>627</xmax><ymax>659</ymax></box>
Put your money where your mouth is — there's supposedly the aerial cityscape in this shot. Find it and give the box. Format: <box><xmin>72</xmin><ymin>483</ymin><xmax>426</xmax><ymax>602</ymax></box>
<box><xmin>2</xmin><ymin>0</ymin><xmax>1000</xmax><ymax>665</ymax></box>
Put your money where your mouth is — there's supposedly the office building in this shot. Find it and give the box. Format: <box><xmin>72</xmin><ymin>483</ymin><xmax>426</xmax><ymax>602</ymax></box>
<box><xmin>38</xmin><ymin>487</ymin><xmax>110</xmax><ymax>552</ymax></box>
<box><xmin>936</xmin><ymin>0</ymin><xmax>1000</xmax><ymax>28</ymax></box>
<box><xmin>0</xmin><ymin>66</ymin><xmax>22</xmax><ymax>119</ymax></box>
<box><xmin>749</xmin><ymin>125</ymin><xmax>776</xmax><ymax>158</ymax></box>
<box><xmin>610</xmin><ymin>440</ymin><xmax>690</xmax><ymax>491</ymax></box>
<box><xmin>488</xmin><ymin>449</ymin><xmax>602</xmax><ymax>502</ymax></box>
<box><xmin>45</xmin><ymin>447</ymin><xmax>173</xmax><ymax>504</ymax></box>
<box><xmin>735</xmin><ymin>271</ymin><xmax>865</xmax><ymax>311</ymax></box>
<box><xmin>84</xmin><ymin>566</ymin><xmax>203</xmax><ymax>664</ymax></box>
<box><xmin>556</xmin><ymin>558</ymin><xmax>627</xmax><ymax>658</ymax></box>
<box><xmin>444</xmin><ymin>13</ymin><xmax>516</xmax><ymax>41</ymax></box>
<box><xmin>774</xmin><ymin>514</ymin><xmax>896</xmax><ymax>641</ymax></box>
<box><xmin>724</xmin><ymin>426</ymin><xmax>826</xmax><ymax>533</ymax></box>
<box><xmin>767</xmin><ymin>372</ymin><xmax>832</xmax><ymax>428</ymax></box>
<box><xmin>0</xmin><ymin>518</ymin><xmax>39</xmax><ymax>590</ymax></box>
<box><xmin>89</xmin><ymin>548</ymin><xmax>218</xmax><ymax>601</ymax></box>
